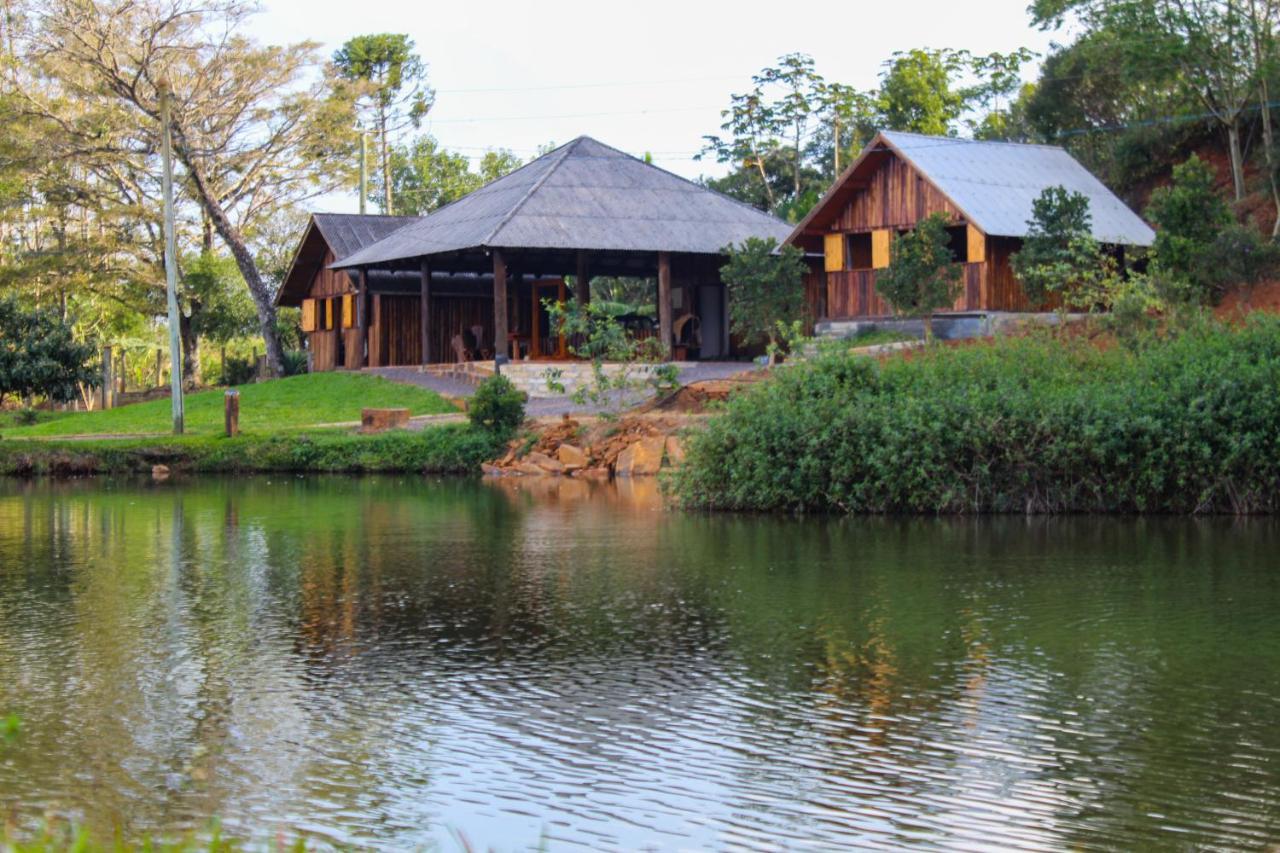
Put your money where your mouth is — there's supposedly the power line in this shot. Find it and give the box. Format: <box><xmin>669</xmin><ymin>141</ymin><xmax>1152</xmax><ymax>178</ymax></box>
<box><xmin>434</xmin><ymin>74</ymin><xmax>742</xmax><ymax>94</ymax></box>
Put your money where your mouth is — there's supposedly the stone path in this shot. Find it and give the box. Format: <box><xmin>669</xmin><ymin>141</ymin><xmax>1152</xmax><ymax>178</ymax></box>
<box><xmin>367</xmin><ymin>362</ymin><xmax>760</xmax><ymax>417</ymax></box>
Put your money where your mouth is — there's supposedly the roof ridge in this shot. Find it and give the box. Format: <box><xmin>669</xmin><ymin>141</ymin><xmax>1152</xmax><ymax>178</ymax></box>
<box><xmin>881</xmin><ymin>128</ymin><xmax>1068</xmax><ymax>153</ymax></box>
<box><xmin>481</xmin><ymin>138</ymin><xmax>584</xmax><ymax>246</ymax></box>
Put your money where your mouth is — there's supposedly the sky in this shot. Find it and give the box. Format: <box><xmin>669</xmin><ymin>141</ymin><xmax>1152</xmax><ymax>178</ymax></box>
<box><xmin>251</xmin><ymin>0</ymin><xmax>1065</xmax><ymax>213</ymax></box>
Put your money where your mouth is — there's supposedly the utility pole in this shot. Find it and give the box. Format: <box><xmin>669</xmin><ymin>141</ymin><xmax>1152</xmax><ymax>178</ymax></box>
<box><xmin>358</xmin><ymin>130</ymin><xmax>368</xmax><ymax>215</ymax></box>
<box><xmin>159</xmin><ymin>81</ymin><xmax>184</xmax><ymax>434</ymax></box>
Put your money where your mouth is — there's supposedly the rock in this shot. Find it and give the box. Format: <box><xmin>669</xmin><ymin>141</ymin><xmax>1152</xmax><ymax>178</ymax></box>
<box><xmin>525</xmin><ymin>451</ymin><xmax>564</xmax><ymax>474</ymax></box>
<box><xmin>481</xmin><ymin>463</ymin><xmax>504</xmax><ymax>477</ymax></box>
<box><xmin>664</xmin><ymin>436</ymin><xmax>686</xmax><ymax>467</ymax></box>
<box><xmin>557</xmin><ymin>443</ymin><xmax>588</xmax><ymax>469</ymax></box>
<box><xmin>614</xmin><ymin>436</ymin><xmax>666</xmax><ymax>477</ymax></box>
<box><xmin>151</xmin><ymin>464</ymin><xmax>170</xmax><ymax>481</ymax></box>
<box><xmin>360</xmin><ymin>407</ymin><xmax>410</xmax><ymax>434</ymax></box>
<box><xmin>514</xmin><ymin>462</ymin><xmax>546</xmax><ymax>476</ymax></box>
<box><xmin>574</xmin><ymin>467</ymin><xmax>611</xmax><ymax>480</ymax></box>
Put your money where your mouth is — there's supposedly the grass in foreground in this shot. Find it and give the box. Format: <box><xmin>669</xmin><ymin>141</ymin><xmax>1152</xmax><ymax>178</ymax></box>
<box><xmin>3</xmin><ymin>373</ymin><xmax>456</xmax><ymax>438</ymax></box>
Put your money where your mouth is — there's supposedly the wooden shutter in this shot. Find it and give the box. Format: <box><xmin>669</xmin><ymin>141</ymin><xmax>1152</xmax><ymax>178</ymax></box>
<box><xmin>823</xmin><ymin>232</ymin><xmax>845</xmax><ymax>272</ymax></box>
<box><xmin>300</xmin><ymin>298</ymin><xmax>317</xmax><ymax>332</ymax></box>
<box><xmin>966</xmin><ymin>224</ymin><xmax>986</xmax><ymax>264</ymax></box>
<box><xmin>871</xmin><ymin>229</ymin><xmax>891</xmax><ymax>269</ymax></box>
<box><xmin>324</xmin><ymin>298</ymin><xmax>334</xmax><ymax>330</ymax></box>
<box><xmin>342</xmin><ymin>294</ymin><xmax>354</xmax><ymax>328</ymax></box>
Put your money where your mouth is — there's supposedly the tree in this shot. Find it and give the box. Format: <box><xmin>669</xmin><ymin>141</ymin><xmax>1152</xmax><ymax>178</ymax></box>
<box><xmin>333</xmin><ymin>33</ymin><xmax>434</xmax><ymax>215</ymax></box>
<box><xmin>719</xmin><ymin>237</ymin><xmax>809</xmax><ymax>361</ymax></box>
<box><xmin>1146</xmin><ymin>154</ymin><xmax>1234</xmax><ymax>301</ymax></box>
<box><xmin>875</xmin><ymin>212</ymin><xmax>962</xmax><ymax>339</ymax></box>
<box><xmin>384</xmin><ymin>136</ymin><xmax>522</xmax><ymax>215</ymax></box>
<box><xmin>24</xmin><ymin>0</ymin><xmax>360</xmax><ymax>377</ymax></box>
<box><xmin>0</xmin><ymin>296</ymin><xmax>96</xmax><ymax>404</ymax></box>
<box><xmin>1010</xmin><ymin>186</ymin><xmax>1101</xmax><ymax>307</ymax></box>
<box><xmin>876</xmin><ymin>49</ymin><xmax>971</xmax><ymax>135</ymax></box>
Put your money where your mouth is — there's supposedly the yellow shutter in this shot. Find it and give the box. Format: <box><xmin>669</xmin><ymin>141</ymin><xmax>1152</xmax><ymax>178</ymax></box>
<box><xmin>871</xmin><ymin>229</ymin><xmax>891</xmax><ymax>269</ymax></box>
<box><xmin>966</xmin><ymin>224</ymin><xmax>986</xmax><ymax>264</ymax></box>
<box><xmin>342</xmin><ymin>294</ymin><xmax>354</xmax><ymax>328</ymax></box>
<box><xmin>823</xmin><ymin>232</ymin><xmax>845</xmax><ymax>272</ymax></box>
<box><xmin>301</xmin><ymin>299</ymin><xmax>317</xmax><ymax>332</ymax></box>
<box><xmin>324</xmin><ymin>298</ymin><xmax>334</xmax><ymax>330</ymax></box>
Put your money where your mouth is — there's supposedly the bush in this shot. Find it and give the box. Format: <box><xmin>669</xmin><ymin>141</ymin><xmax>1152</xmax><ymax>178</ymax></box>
<box><xmin>670</xmin><ymin>318</ymin><xmax>1280</xmax><ymax>514</ymax></box>
<box><xmin>282</xmin><ymin>349</ymin><xmax>309</xmax><ymax>377</ymax></box>
<box><xmin>468</xmin><ymin>374</ymin><xmax>525</xmax><ymax>437</ymax></box>
<box><xmin>221</xmin><ymin>356</ymin><xmax>258</xmax><ymax>387</ymax></box>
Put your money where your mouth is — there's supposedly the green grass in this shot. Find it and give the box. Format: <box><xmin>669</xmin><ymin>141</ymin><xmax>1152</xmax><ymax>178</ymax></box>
<box><xmin>3</xmin><ymin>373</ymin><xmax>456</xmax><ymax>438</ymax></box>
<box><xmin>843</xmin><ymin>328</ymin><xmax>918</xmax><ymax>347</ymax></box>
<box><xmin>0</xmin><ymin>425</ymin><xmax>502</xmax><ymax>476</ymax></box>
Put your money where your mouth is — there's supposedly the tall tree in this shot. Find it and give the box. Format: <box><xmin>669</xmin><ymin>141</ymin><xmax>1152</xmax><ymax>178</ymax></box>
<box><xmin>333</xmin><ymin>33</ymin><xmax>434</xmax><ymax>215</ymax></box>
<box><xmin>875</xmin><ymin>212</ymin><xmax>962</xmax><ymax>340</ymax></box>
<box><xmin>23</xmin><ymin>0</ymin><xmax>360</xmax><ymax>376</ymax></box>
<box><xmin>382</xmin><ymin>136</ymin><xmax>521</xmax><ymax>215</ymax></box>
<box><xmin>876</xmin><ymin>49</ymin><xmax>971</xmax><ymax>135</ymax></box>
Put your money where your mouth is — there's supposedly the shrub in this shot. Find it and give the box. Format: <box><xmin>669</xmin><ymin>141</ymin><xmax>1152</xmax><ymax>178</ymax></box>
<box><xmin>875</xmin><ymin>212</ymin><xmax>962</xmax><ymax>340</ymax></box>
<box><xmin>468</xmin><ymin>374</ymin><xmax>525</xmax><ymax>437</ymax></box>
<box><xmin>670</xmin><ymin>317</ymin><xmax>1280</xmax><ymax>514</ymax></box>
<box><xmin>221</xmin><ymin>356</ymin><xmax>258</xmax><ymax>387</ymax></box>
<box><xmin>720</xmin><ymin>236</ymin><xmax>809</xmax><ymax>359</ymax></box>
<box><xmin>282</xmin><ymin>349</ymin><xmax>309</xmax><ymax>377</ymax></box>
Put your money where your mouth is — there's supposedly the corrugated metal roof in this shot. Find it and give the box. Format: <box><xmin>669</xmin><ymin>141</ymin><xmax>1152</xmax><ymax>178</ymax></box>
<box><xmin>880</xmin><ymin>131</ymin><xmax>1155</xmax><ymax>246</ymax></box>
<box><xmin>311</xmin><ymin>213</ymin><xmax>420</xmax><ymax>261</ymax></box>
<box><xmin>333</xmin><ymin>136</ymin><xmax>794</xmax><ymax>268</ymax></box>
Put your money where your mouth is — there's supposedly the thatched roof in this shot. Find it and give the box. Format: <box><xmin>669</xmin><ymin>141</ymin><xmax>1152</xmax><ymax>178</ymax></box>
<box><xmin>790</xmin><ymin>131</ymin><xmax>1155</xmax><ymax>248</ymax></box>
<box><xmin>333</xmin><ymin>136</ymin><xmax>792</xmax><ymax>268</ymax></box>
<box><xmin>276</xmin><ymin>213</ymin><xmax>419</xmax><ymax>305</ymax></box>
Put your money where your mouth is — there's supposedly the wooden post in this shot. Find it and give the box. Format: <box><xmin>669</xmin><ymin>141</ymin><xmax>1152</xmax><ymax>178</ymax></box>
<box><xmin>492</xmin><ymin>250</ymin><xmax>508</xmax><ymax>361</ymax></box>
<box><xmin>370</xmin><ymin>294</ymin><xmax>382</xmax><ymax>367</ymax></box>
<box><xmin>576</xmin><ymin>251</ymin><xmax>590</xmax><ymax>306</ymax></box>
<box><xmin>657</xmin><ymin>252</ymin><xmax>673</xmax><ymax>360</ymax></box>
<box><xmin>117</xmin><ymin>350</ymin><xmax>127</xmax><ymax>396</ymax></box>
<box><xmin>155</xmin><ymin>348</ymin><xmax>162</xmax><ymax>389</ymax></box>
<box><xmin>420</xmin><ymin>258</ymin><xmax>432</xmax><ymax>365</ymax></box>
<box><xmin>100</xmin><ymin>345</ymin><xmax>113</xmax><ymax>410</ymax></box>
<box><xmin>356</xmin><ymin>267</ymin><xmax>369</xmax><ymax>368</ymax></box>
<box><xmin>220</xmin><ymin>345</ymin><xmax>227</xmax><ymax>385</ymax></box>
<box><xmin>224</xmin><ymin>389</ymin><xmax>239</xmax><ymax>437</ymax></box>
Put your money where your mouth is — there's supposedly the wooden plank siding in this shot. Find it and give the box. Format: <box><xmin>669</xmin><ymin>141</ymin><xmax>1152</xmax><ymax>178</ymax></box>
<box><xmin>828</xmin><ymin>263</ymin><xmax>987</xmax><ymax>318</ymax></box>
<box><xmin>833</xmin><ymin>153</ymin><xmax>963</xmax><ymax>232</ymax></box>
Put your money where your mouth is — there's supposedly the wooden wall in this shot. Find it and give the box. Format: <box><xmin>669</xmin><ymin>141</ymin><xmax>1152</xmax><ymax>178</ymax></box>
<box><xmin>833</xmin><ymin>152</ymin><xmax>963</xmax><ymax>232</ymax></box>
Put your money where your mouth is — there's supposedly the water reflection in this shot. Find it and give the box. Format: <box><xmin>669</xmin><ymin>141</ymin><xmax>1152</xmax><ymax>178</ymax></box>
<box><xmin>1</xmin><ymin>477</ymin><xmax>1279</xmax><ymax>849</ymax></box>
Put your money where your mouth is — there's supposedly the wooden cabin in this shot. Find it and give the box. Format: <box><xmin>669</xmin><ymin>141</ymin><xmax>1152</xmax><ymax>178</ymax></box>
<box><xmin>786</xmin><ymin>131</ymin><xmax>1155</xmax><ymax>321</ymax></box>
<box><xmin>279</xmin><ymin>136</ymin><xmax>794</xmax><ymax>369</ymax></box>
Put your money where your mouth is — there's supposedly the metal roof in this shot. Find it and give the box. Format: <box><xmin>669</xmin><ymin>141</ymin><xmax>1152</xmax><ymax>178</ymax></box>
<box><xmin>311</xmin><ymin>213</ymin><xmax>420</xmax><ymax>260</ymax></box>
<box><xmin>877</xmin><ymin>131</ymin><xmax>1155</xmax><ymax>246</ymax></box>
<box><xmin>333</xmin><ymin>136</ymin><xmax>793</xmax><ymax>268</ymax></box>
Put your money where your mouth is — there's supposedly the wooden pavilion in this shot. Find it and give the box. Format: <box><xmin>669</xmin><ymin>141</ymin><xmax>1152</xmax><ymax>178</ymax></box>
<box><xmin>786</xmin><ymin>131</ymin><xmax>1156</xmax><ymax>320</ymax></box>
<box><xmin>278</xmin><ymin>136</ymin><xmax>793</xmax><ymax>368</ymax></box>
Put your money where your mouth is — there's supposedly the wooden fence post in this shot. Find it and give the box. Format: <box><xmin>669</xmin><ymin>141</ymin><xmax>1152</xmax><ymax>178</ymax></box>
<box><xmin>224</xmin><ymin>389</ymin><xmax>240</xmax><ymax>437</ymax></box>
<box><xmin>155</xmin><ymin>348</ymin><xmax>162</xmax><ymax>389</ymax></box>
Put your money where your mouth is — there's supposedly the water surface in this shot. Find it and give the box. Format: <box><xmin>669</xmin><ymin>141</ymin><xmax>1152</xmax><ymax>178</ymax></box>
<box><xmin>1</xmin><ymin>476</ymin><xmax>1278</xmax><ymax>849</ymax></box>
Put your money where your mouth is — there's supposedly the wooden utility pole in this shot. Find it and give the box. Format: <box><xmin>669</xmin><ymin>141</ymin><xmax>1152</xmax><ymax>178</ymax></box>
<box><xmin>159</xmin><ymin>81</ymin><xmax>184</xmax><ymax>434</ymax></box>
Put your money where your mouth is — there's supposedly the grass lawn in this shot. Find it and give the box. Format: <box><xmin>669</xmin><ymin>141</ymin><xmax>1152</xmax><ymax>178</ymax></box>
<box><xmin>3</xmin><ymin>372</ymin><xmax>456</xmax><ymax>438</ymax></box>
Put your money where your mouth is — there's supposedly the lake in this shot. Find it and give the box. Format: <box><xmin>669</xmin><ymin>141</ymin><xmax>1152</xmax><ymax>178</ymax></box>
<box><xmin>1</xmin><ymin>475</ymin><xmax>1279</xmax><ymax>849</ymax></box>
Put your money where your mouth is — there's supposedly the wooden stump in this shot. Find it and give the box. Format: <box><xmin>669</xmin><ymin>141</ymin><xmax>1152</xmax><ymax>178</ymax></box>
<box><xmin>360</xmin><ymin>407</ymin><xmax>410</xmax><ymax>434</ymax></box>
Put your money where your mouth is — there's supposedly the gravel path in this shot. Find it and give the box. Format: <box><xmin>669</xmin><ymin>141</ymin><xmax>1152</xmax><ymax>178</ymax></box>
<box><xmin>367</xmin><ymin>362</ymin><xmax>760</xmax><ymax>417</ymax></box>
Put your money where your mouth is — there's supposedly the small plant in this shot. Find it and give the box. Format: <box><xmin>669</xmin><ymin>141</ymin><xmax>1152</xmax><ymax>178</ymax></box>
<box><xmin>720</xmin><ymin>236</ymin><xmax>809</xmax><ymax>362</ymax></box>
<box><xmin>1</xmin><ymin>713</ymin><xmax>19</xmax><ymax>744</ymax></box>
<box><xmin>468</xmin><ymin>374</ymin><xmax>526</xmax><ymax>437</ymax></box>
<box><xmin>544</xmin><ymin>299</ymin><xmax>668</xmax><ymax>418</ymax></box>
<box><xmin>15</xmin><ymin>408</ymin><xmax>39</xmax><ymax>426</ymax></box>
<box><xmin>875</xmin><ymin>212</ymin><xmax>962</xmax><ymax>341</ymax></box>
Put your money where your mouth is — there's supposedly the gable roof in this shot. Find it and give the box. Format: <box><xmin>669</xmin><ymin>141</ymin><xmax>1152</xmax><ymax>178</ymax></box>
<box><xmin>333</xmin><ymin>136</ymin><xmax>793</xmax><ymax>268</ymax></box>
<box><xmin>275</xmin><ymin>213</ymin><xmax>419</xmax><ymax>305</ymax></box>
<box><xmin>788</xmin><ymin>130</ymin><xmax>1155</xmax><ymax>248</ymax></box>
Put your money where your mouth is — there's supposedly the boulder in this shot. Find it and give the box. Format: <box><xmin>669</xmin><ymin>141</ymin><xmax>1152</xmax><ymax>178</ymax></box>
<box><xmin>557</xmin><ymin>443</ymin><xmax>588</xmax><ymax>470</ymax></box>
<box><xmin>574</xmin><ymin>467</ymin><xmax>611</xmax><ymax>480</ymax></box>
<box><xmin>481</xmin><ymin>463</ymin><xmax>504</xmax><ymax>477</ymax></box>
<box><xmin>614</xmin><ymin>436</ymin><xmax>666</xmax><ymax>477</ymax></box>
<box><xmin>526</xmin><ymin>451</ymin><xmax>564</xmax><ymax>474</ymax></box>
<box><xmin>151</xmin><ymin>464</ymin><xmax>171</xmax><ymax>481</ymax></box>
<box><xmin>664</xmin><ymin>436</ymin><xmax>686</xmax><ymax>467</ymax></box>
<box><xmin>514</xmin><ymin>462</ymin><xmax>546</xmax><ymax>476</ymax></box>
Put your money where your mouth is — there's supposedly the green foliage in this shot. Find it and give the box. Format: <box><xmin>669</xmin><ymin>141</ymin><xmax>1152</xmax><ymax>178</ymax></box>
<box><xmin>543</xmin><ymin>300</ymin><xmax>668</xmax><ymax>417</ymax></box>
<box><xmin>876</xmin><ymin>49</ymin><xmax>969</xmax><ymax>136</ymax></box>
<box><xmin>468</xmin><ymin>374</ymin><xmax>526</xmax><ymax>438</ymax></box>
<box><xmin>671</xmin><ymin>317</ymin><xmax>1280</xmax><ymax>514</ymax></box>
<box><xmin>1203</xmin><ymin>224</ymin><xmax>1280</xmax><ymax>296</ymax></box>
<box><xmin>0</xmin><ymin>426</ymin><xmax>499</xmax><ymax>478</ymax></box>
<box><xmin>3</xmin><ymin>373</ymin><xmax>453</xmax><ymax>437</ymax></box>
<box><xmin>0</xmin><ymin>297</ymin><xmax>97</xmax><ymax>404</ymax></box>
<box><xmin>332</xmin><ymin>33</ymin><xmax>433</xmax><ymax>123</ymax></box>
<box><xmin>719</xmin><ymin>237</ymin><xmax>809</xmax><ymax>358</ymax></box>
<box><xmin>1010</xmin><ymin>186</ymin><xmax>1102</xmax><ymax>307</ymax></box>
<box><xmin>183</xmin><ymin>253</ymin><xmax>259</xmax><ymax>345</ymax></box>
<box><xmin>874</xmin><ymin>213</ymin><xmax>962</xmax><ymax>338</ymax></box>
<box><xmin>1147</xmin><ymin>155</ymin><xmax>1234</xmax><ymax>303</ymax></box>
<box><xmin>386</xmin><ymin>135</ymin><xmax>522</xmax><ymax>215</ymax></box>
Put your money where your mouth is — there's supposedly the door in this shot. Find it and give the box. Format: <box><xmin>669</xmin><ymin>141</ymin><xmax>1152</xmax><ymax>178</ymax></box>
<box><xmin>698</xmin><ymin>285</ymin><xmax>726</xmax><ymax>359</ymax></box>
